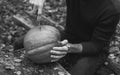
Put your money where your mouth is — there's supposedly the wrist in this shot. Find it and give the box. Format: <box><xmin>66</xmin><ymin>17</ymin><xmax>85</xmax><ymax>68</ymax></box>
<box><xmin>67</xmin><ymin>43</ymin><xmax>83</xmax><ymax>53</ymax></box>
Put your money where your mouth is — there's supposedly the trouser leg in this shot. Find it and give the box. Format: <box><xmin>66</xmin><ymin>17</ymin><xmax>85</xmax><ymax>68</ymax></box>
<box><xmin>60</xmin><ymin>54</ymin><xmax>106</xmax><ymax>75</ymax></box>
<box><xmin>69</xmin><ymin>56</ymin><xmax>104</xmax><ymax>75</ymax></box>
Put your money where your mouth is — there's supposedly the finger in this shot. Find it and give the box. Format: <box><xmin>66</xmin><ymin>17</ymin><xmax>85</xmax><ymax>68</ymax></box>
<box><xmin>51</xmin><ymin>59</ymin><xmax>59</xmax><ymax>62</ymax></box>
<box><xmin>50</xmin><ymin>50</ymin><xmax>67</xmax><ymax>55</ymax></box>
<box><xmin>60</xmin><ymin>40</ymin><xmax>68</xmax><ymax>45</ymax></box>
<box><xmin>51</xmin><ymin>55</ymin><xmax>65</xmax><ymax>62</ymax></box>
<box><xmin>51</xmin><ymin>55</ymin><xmax>65</xmax><ymax>59</ymax></box>
<box><xmin>53</xmin><ymin>46</ymin><xmax>68</xmax><ymax>51</ymax></box>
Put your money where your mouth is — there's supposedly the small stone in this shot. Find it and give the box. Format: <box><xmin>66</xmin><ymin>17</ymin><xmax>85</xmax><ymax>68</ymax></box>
<box><xmin>14</xmin><ymin>58</ymin><xmax>22</xmax><ymax>63</ymax></box>
<box><xmin>115</xmin><ymin>57</ymin><xmax>120</xmax><ymax>63</ymax></box>
<box><xmin>44</xmin><ymin>6</ymin><xmax>51</xmax><ymax>10</ymax></box>
<box><xmin>9</xmin><ymin>49</ymin><xmax>14</xmax><ymax>52</ymax></box>
<box><xmin>5</xmin><ymin>65</ymin><xmax>15</xmax><ymax>70</ymax></box>
<box><xmin>108</xmin><ymin>54</ymin><xmax>116</xmax><ymax>59</ymax></box>
<box><xmin>54</xmin><ymin>67</ymin><xmax>59</xmax><ymax>70</ymax></box>
<box><xmin>39</xmin><ymin>70</ymin><xmax>44</xmax><ymax>72</ymax></box>
<box><xmin>14</xmin><ymin>71</ymin><xmax>21</xmax><ymax>75</ymax></box>
<box><xmin>1</xmin><ymin>44</ymin><xmax>5</xmax><ymax>48</ymax></box>
<box><xmin>58</xmin><ymin>72</ymin><xmax>65</xmax><ymax>75</ymax></box>
<box><xmin>104</xmin><ymin>62</ymin><xmax>109</xmax><ymax>65</ymax></box>
<box><xmin>14</xmin><ymin>63</ymin><xmax>21</xmax><ymax>66</ymax></box>
<box><xmin>20</xmin><ymin>54</ymin><xmax>24</xmax><ymax>58</ymax></box>
<box><xmin>0</xmin><ymin>44</ymin><xmax>5</xmax><ymax>49</ymax></box>
<box><xmin>7</xmin><ymin>35</ymin><xmax>12</xmax><ymax>41</ymax></box>
<box><xmin>4</xmin><ymin>55</ymin><xmax>9</xmax><ymax>57</ymax></box>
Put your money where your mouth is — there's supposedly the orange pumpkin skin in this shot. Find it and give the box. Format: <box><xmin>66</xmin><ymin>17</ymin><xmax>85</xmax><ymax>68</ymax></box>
<box><xmin>24</xmin><ymin>25</ymin><xmax>61</xmax><ymax>64</ymax></box>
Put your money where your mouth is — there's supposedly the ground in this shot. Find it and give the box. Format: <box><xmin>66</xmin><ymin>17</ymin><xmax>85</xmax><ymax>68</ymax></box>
<box><xmin>0</xmin><ymin>0</ymin><xmax>120</xmax><ymax>75</ymax></box>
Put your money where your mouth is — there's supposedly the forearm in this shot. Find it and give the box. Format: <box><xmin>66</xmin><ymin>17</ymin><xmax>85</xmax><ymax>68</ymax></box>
<box><xmin>68</xmin><ymin>41</ymin><xmax>107</xmax><ymax>56</ymax></box>
<box><xmin>68</xmin><ymin>43</ymin><xmax>83</xmax><ymax>53</ymax></box>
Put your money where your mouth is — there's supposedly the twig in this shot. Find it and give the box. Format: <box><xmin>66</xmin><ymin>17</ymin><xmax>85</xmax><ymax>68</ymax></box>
<box><xmin>12</xmin><ymin>14</ymin><xmax>35</xmax><ymax>29</ymax></box>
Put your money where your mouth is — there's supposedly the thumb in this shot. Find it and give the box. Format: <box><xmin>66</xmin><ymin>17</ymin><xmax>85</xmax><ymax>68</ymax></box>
<box><xmin>60</xmin><ymin>40</ymin><xmax>68</xmax><ymax>45</ymax></box>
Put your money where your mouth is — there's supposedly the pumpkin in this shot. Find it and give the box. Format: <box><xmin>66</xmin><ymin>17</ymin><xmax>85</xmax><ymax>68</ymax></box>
<box><xmin>24</xmin><ymin>25</ymin><xmax>61</xmax><ymax>64</ymax></box>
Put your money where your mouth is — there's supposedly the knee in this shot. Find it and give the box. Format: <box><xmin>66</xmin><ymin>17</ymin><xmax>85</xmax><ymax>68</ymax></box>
<box><xmin>69</xmin><ymin>56</ymin><xmax>103</xmax><ymax>75</ymax></box>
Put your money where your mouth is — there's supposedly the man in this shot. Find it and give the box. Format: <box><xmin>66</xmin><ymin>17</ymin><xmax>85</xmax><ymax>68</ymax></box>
<box><xmin>50</xmin><ymin>0</ymin><xmax>120</xmax><ymax>75</ymax></box>
<box><xmin>14</xmin><ymin>0</ymin><xmax>120</xmax><ymax>75</ymax></box>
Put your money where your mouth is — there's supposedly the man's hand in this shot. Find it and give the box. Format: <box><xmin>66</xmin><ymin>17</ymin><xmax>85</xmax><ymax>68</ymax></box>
<box><xmin>50</xmin><ymin>40</ymin><xmax>69</xmax><ymax>62</ymax></box>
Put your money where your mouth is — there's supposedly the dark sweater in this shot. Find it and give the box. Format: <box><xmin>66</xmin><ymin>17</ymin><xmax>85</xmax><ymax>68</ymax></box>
<box><xmin>65</xmin><ymin>0</ymin><xmax>120</xmax><ymax>55</ymax></box>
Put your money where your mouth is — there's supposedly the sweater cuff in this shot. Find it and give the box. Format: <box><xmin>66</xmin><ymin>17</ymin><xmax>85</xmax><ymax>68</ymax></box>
<box><xmin>81</xmin><ymin>42</ymin><xmax>100</xmax><ymax>56</ymax></box>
